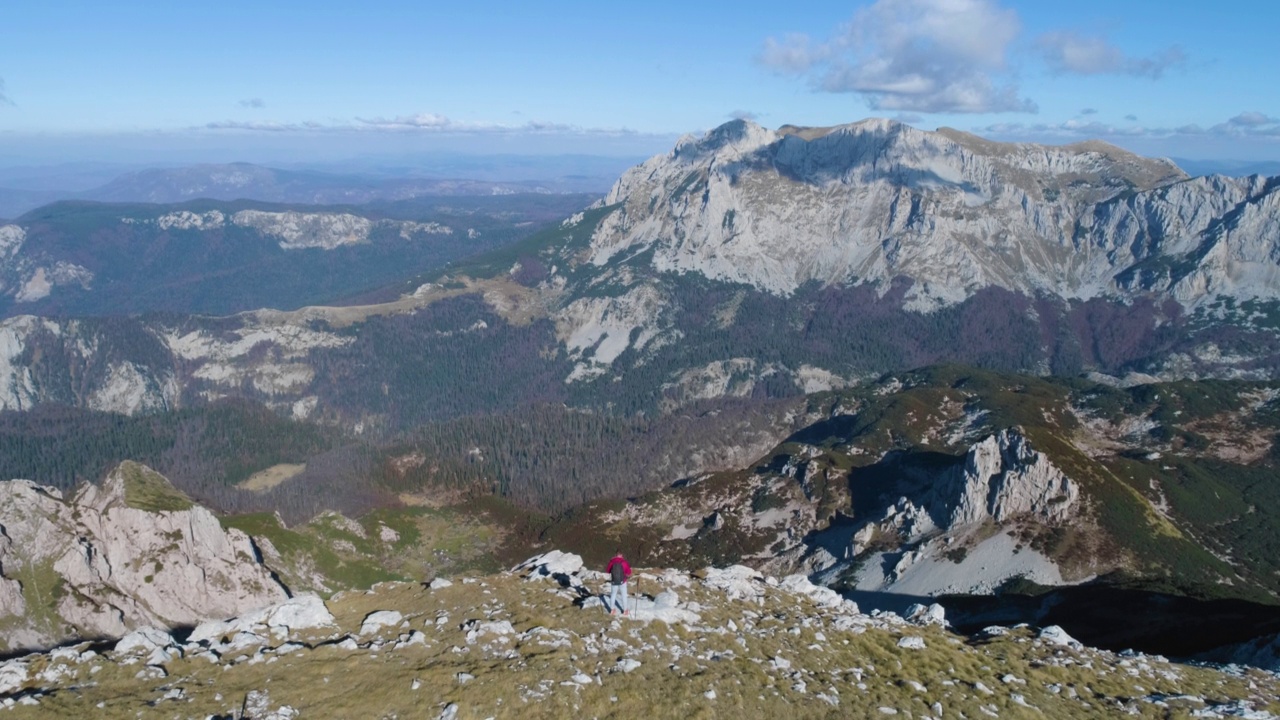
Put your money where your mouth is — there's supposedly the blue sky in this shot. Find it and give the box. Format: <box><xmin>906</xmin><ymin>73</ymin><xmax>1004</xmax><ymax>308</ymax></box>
<box><xmin>0</xmin><ymin>0</ymin><xmax>1276</xmax><ymax>164</ymax></box>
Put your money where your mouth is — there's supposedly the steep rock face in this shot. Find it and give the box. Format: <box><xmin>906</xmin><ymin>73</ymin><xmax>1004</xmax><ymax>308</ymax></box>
<box><xmin>858</xmin><ymin>428</ymin><xmax>1079</xmax><ymax>551</ymax></box>
<box><xmin>0</xmin><ymin>316</ymin><xmax>178</xmax><ymax>413</ymax></box>
<box><xmin>807</xmin><ymin>429</ymin><xmax>1081</xmax><ymax>595</ymax></box>
<box><xmin>0</xmin><ymin>463</ymin><xmax>288</xmax><ymax>653</ymax></box>
<box><xmin>0</xmin><ymin>225</ymin><xmax>94</xmax><ymax>304</ymax></box>
<box><xmin>587</xmin><ymin>118</ymin><xmax>1277</xmax><ymax>309</ymax></box>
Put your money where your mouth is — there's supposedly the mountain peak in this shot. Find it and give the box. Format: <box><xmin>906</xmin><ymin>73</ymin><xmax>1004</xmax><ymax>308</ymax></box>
<box><xmin>591</xmin><ymin>116</ymin><xmax>1261</xmax><ymax>306</ymax></box>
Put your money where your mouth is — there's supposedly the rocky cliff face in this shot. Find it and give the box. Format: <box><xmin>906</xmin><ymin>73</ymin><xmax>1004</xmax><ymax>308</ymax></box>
<box><xmin>587</xmin><ymin>118</ymin><xmax>1278</xmax><ymax>310</ymax></box>
<box><xmin>846</xmin><ymin>429</ymin><xmax>1079</xmax><ymax>555</ymax></box>
<box><xmin>0</xmin><ymin>462</ymin><xmax>288</xmax><ymax>653</ymax></box>
<box><xmin>819</xmin><ymin>428</ymin><xmax>1082</xmax><ymax>596</ymax></box>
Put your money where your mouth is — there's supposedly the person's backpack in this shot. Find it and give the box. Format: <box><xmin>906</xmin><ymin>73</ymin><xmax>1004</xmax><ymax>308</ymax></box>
<box><xmin>610</xmin><ymin>559</ymin><xmax>626</xmax><ymax>584</ymax></box>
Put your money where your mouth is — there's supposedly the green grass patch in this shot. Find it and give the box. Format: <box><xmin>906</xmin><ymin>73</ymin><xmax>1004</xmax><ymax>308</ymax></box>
<box><xmin>116</xmin><ymin>461</ymin><xmax>193</xmax><ymax>512</ymax></box>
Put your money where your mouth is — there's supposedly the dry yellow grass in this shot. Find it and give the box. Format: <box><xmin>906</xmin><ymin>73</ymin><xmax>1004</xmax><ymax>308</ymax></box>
<box><xmin>237</xmin><ymin>463</ymin><xmax>307</xmax><ymax>492</ymax></box>
<box><xmin>5</xmin><ymin>566</ymin><xmax>1277</xmax><ymax>719</ymax></box>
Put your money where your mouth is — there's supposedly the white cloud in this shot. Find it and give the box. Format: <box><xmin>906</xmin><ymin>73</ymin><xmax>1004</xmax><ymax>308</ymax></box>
<box><xmin>759</xmin><ymin>33</ymin><xmax>829</xmax><ymax>74</ymax></box>
<box><xmin>978</xmin><ymin>111</ymin><xmax>1280</xmax><ymax>141</ymax></box>
<box><xmin>1037</xmin><ymin>32</ymin><xmax>1185</xmax><ymax>78</ymax></box>
<box><xmin>728</xmin><ymin>109</ymin><xmax>761</xmax><ymax>121</ymax></box>
<box><xmin>203</xmin><ymin>113</ymin><xmax>639</xmax><ymax>137</ymax></box>
<box><xmin>1228</xmin><ymin>111</ymin><xmax>1276</xmax><ymax>128</ymax></box>
<box><xmin>759</xmin><ymin>0</ymin><xmax>1035</xmax><ymax>114</ymax></box>
<box><xmin>238</xmin><ymin>98</ymin><xmax>266</xmax><ymax>109</ymax></box>
<box><xmin>205</xmin><ymin>120</ymin><xmax>324</xmax><ymax>132</ymax></box>
<box><xmin>353</xmin><ymin>113</ymin><xmax>634</xmax><ymax>136</ymax></box>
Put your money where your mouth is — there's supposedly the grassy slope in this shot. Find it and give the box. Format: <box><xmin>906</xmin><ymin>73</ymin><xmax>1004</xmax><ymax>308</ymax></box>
<box><xmin>6</xmin><ymin>567</ymin><xmax>1278</xmax><ymax>718</ymax></box>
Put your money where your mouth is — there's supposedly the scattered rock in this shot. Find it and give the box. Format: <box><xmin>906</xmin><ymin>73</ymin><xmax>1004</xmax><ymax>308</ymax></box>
<box><xmin>0</xmin><ymin>661</ymin><xmax>28</xmax><ymax>695</ymax></box>
<box><xmin>360</xmin><ymin>610</ymin><xmax>404</xmax><ymax>636</ymax></box>
<box><xmin>905</xmin><ymin>603</ymin><xmax>947</xmax><ymax>627</ymax></box>
<box><xmin>377</xmin><ymin>524</ymin><xmax>400</xmax><ymax>544</ymax></box>
<box><xmin>778</xmin><ymin>574</ymin><xmax>852</xmax><ymax>610</ymax></box>
<box><xmin>515</xmin><ymin>550</ymin><xmax>584</xmax><ymax>579</ymax></box>
<box><xmin>1039</xmin><ymin>625</ymin><xmax>1082</xmax><ymax>648</ymax></box>
<box><xmin>897</xmin><ymin>637</ymin><xmax>926</xmax><ymax>650</ymax></box>
<box><xmin>701</xmin><ymin>565</ymin><xmax>764</xmax><ymax>600</ymax></box>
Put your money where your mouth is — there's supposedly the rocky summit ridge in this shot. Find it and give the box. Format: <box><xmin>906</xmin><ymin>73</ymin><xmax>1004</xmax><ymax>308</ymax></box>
<box><xmin>588</xmin><ymin>118</ymin><xmax>1279</xmax><ymax>309</ymax></box>
<box><xmin>0</xmin><ymin>550</ymin><xmax>1277</xmax><ymax>718</ymax></box>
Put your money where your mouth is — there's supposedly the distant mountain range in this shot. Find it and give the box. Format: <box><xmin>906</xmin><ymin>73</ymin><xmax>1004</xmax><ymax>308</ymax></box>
<box><xmin>1173</xmin><ymin>157</ymin><xmax>1280</xmax><ymax>178</ymax></box>
<box><xmin>0</xmin><ymin>158</ymin><xmax>634</xmax><ymax>218</ymax></box>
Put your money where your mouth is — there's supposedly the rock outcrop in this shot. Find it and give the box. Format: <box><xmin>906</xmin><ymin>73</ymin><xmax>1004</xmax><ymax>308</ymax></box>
<box><xmin>0</xmin><ymin>462</ymin><xmax>288</xmax><ymax>653</ymax></box>
<box><xmin>805</xmin><ymin>428</ymin><xmax>1081</xmax><ymax>595</ymax></box>
<box><xmin>850</xmin><ymin>428</ymin><xmax>1078</xmax><ymax>554</ymax></box>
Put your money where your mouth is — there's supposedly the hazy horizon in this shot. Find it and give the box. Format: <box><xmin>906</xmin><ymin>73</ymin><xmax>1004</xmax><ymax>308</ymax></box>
<box><xmin>2</xmin><ymin>1</ymin><xmax>1276</xmax><ymax>171</ymax></box>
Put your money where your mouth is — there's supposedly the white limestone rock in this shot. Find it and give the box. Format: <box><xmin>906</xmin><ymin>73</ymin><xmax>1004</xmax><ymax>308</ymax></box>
<box><xmin>232</xmin><ymin>210</ymin><xmax>374</xmax><ymax>250</ymax></box>
<box><xmin>189</xmin><ymin>594</ymin><xmax>334</xmax><ymax>646</ymax></box>
<box><xmin>515</xmin><ymin>550</ymin><xmax>586</xmax><ymax>581</ymax></box>
<box><xmin>114</xmin><ymin>627</ymin><xmax>175</xmax><ymax>656</ymax></box>
<box><xmin>778</xmin><ymin>574</ymin><xmax>853</xmax><ymax>610</ymax></box>
<box><xmin>1039</xmin><ymin>625</ymin><xmax>1083</xmax><ymax>648</ymax></box>
<box><xmin>0</xmin><ymin>463</ymin><xmax>289</xmax><ymax>654</ymax></box>
<box><xmin>0</xmin><ymin>661</ymin><xmax>29</xmax><ymax>695</ymax></box>
<box><xmin>701</xmin><ymin>565</ymin><xmax>765</xmax><ymax>601</ymax></box>
<box><xmin>360</xmin><ymin>611</ymin><xmax>404</xmax><ymax>636</ymax></box>
<box><xmin>905</xmin><ymin>603</ymin><xmax>947</xmax><ymax>627</ymax></box>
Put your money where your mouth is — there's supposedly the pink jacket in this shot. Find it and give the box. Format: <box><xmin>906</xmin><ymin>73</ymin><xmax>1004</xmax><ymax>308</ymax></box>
<box><xmin>605</xmin><ymin>555</ymin><xmax>632</xmax><ymax>584</ymax></box>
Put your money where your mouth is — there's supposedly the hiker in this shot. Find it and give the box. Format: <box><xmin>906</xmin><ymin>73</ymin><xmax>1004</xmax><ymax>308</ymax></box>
<box><xmin>605</xmin><ymin>550</ymin><xmax>632</xmax><ymax>615</ymax></box>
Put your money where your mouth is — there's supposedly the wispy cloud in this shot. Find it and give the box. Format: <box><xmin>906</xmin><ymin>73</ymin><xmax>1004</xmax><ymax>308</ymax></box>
<box><xmin>1227</xmin><ymin>111</ymin><xmax>1276</xmax><ymax>128</ymax></box>
<box><xmin>353</xmin><ymin>113</ymin><xmax>636</xmax><ymax>136</ymax></box>
<box><xmin>1080</xmin><ymin>108</ymin><xmax>1098</xmax><ymax>116</ymax></box>
<box><xmin>203</xmin><ymin>112</ymin><xmax>640</xmax><ymax>137</ymax></box>
<box><xmin>238</xmin><ymin>98</ymin><xmax>266</xmax><ymax>109</ymax></box>
<box><xmin>1037</xmin><ymin>32</ymin><xmax>1185</xmax><ymax>79</ymax></box>
<box><xmin>0</xmin><ymin>78</ymin><xmax>13</xmax><ymax>107</ymax></box>
<box><xmin>728</xmin><ymin>109</ymin><xmax>761</xmax><ymax>121</ymax></box>
<box><xmin>978</xmin><ymin>111</ymin><xmax>1280</xmax><ymax>141</ymax></box>
<box><xmin>759</xmin><ymin>0</ymin><xmax>1035</xmax><ymax>114</ymax></box>
<box><xmin>205</xmin><ymin>120</ymin><xmax>324</xmax><ymax>132</ymax></box>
